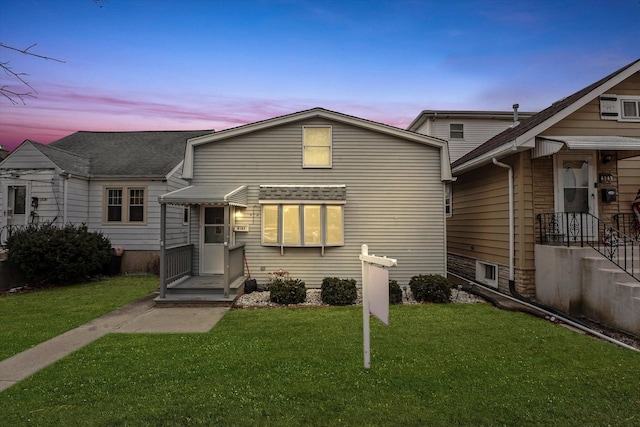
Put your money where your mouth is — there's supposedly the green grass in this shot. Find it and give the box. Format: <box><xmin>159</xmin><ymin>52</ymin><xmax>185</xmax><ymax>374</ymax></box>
<box><xmin>1</xmin><ymin>304</ymin><xmax>639</xmax><ymax>426</ymax></box>
<box><xmin>0</xmin><ymin>276</ymin><xmax>158</xmax><ymax>360</ymax></box>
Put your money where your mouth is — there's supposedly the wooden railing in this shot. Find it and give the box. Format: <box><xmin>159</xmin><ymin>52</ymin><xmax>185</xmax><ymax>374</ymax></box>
<box><xmin>228</xmin><ymin>244</ymin><xmax>246</xmax><ymax>283</ymax></box>
<box><xmin>165</xmin><ymin>244</ymin><xmax>193</xmax><ymax>284</ymax></box>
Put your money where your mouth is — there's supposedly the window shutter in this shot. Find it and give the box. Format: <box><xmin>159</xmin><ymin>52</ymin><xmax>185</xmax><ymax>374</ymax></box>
<box><xmin>599</xmin><ymin>94</ymin><xmax>619</xmax><ymax>120</ymax></box>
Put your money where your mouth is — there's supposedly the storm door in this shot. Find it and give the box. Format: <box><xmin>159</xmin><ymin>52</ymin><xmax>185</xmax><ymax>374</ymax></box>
<box><xmin>7</xmin><ymin>185</ymin><xmax>27</xmax><ymax>226</ymax></box>
<box><xmin>554</xmin><ymin>153</ymin><xmax>597</xmax><ymax>239</ymax></box>
<box><xmin>201</xmin><ymin>206</ymin><xmax>225</xmax><ymax>275</ymax></box>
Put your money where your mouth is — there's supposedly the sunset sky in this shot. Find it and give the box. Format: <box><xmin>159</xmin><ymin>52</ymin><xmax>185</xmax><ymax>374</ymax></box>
<box><xmin>1</xmin><ymin>0</ymin><xmax>639</xmax><ymax>152</ymax></box>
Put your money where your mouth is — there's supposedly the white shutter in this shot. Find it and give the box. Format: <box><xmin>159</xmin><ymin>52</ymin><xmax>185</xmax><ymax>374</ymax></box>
<box><xmin>600</xmin><ymin>94</ymin><xmax>620</xmax><ymax>120</ymax></box>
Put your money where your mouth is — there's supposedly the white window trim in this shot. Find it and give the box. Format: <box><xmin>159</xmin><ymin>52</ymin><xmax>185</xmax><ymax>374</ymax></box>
<box><xmin>475</xmin><ymin>260</ymin><xmax>498</xmax><ymax>288</ymax></box>
<box><xmin>444</xmin><ymin>182</ymin><xmax>452</xmax><ymax>218</ymax></box>
<box><xmin>261</xmin><ymin>203</ymin><xmax>344</xmax><ymax>248</ymax></box>
<box><xmin>302</xmin><ymin>125</ymin><xmax>333</xmax><ymax>168</ymax></box>
<box><xmin>103</xmin><ymin>185</ymin><xmax>148</xmax><ymax>225</ymax></box>
<box><xmin>620</xmin><ymin>96</ymin><xmax>640</xmax><ymax>121</ymax></box>
<box><xmin>182</xmin><ymin>206</ymin><xmax>190</xmax><ymax>226</ymax></box>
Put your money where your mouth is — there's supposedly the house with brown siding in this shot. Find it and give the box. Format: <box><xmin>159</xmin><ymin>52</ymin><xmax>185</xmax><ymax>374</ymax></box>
<box><xmin>156</xmin><ymin>108</ymin><xmax>452</xmax><ymax>304</ymax></box>
<box><xmin>447</xmin><ymin>59</ymin><xmax>640</xmax><ymax>335</ymax></box>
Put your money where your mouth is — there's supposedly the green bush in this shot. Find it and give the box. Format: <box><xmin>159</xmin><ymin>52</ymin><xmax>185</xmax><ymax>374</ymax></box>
<box><xmin>389</xmin><ymin>280</ymin><xmax>403</xmax><ymax>304</ymax></box>
<box><xmin>321</xmin><ymin>277</ymin><xmax>357</xmax><ymax>306</ymax></box>
<box><xmin>409</xmin><ymin>274</ymin><xmax>451</xmax><ymax>303</ymax></box>
<box><xmin>269</xmin><ymin>278</ymin><xmax>306</xmax><ymax>305</ymax></box>
<box><xmin>6</xmin><ymin>223</ymin><xmax>112</xmax><ymax>286</ymax></box>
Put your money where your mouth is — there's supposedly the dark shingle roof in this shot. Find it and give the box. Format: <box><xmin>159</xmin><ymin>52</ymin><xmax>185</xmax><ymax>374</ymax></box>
<box><xmin>259</xmin><ymin>185</ymin><xmax>347</xmax><ymax>201</ymax></box>
<box><xmin>49</xmin><ymin>130</ymin><xmax>212</xmax><ymax>176</ymax></box>
<box><xmin>32</xmin><ymin>142</ymin><xmax>92</xmax><ymax>175</ymax></box>
<box><xmin>452</xmin><ymin>59</ymin><xmax>640</xmax><ymax>170</ymax></box>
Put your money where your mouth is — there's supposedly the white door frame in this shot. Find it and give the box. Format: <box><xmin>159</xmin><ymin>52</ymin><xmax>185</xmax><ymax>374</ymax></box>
<box><xmin>200</xmin><ymin>206</ymin><xmax>226</xmax><ymax>275</ymax></box>
<box><xmin>553</xmin><ymin>151</ymin><xmax>598</xmax><ymax>215</ymax></box>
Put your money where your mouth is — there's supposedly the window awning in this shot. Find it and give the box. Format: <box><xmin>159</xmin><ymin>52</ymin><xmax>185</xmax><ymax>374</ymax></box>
<box><xmin>159</xmin><ymin>185</ymin><xmax>247</xmax><ymax>207</ymax></box>
<box><xmin>533</xmin><ymin>135</ymin><xmax>640</xmax><ymax>158</ymax></box>
<box><xmin>258</xmin><ymin>185</ymin><xmax>346</xmax><ymax>204</ymax></box>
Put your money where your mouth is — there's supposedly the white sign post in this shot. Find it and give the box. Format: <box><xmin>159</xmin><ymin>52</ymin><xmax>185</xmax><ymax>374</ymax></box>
<box><xmin>360</xmin><ymin>244</ymin><xmax>397</xmax><ymax>369</ymax></box>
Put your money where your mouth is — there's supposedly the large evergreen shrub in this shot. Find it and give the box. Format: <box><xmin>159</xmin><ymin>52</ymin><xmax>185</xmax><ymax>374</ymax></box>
<box><xmin>321</xmin><ymin>277</ymin><xmax>357</xmax><ymax>306</ymax></box>
<box><xmin>269</xmin><ymin>278</ymin><xmax>306</xmax><ymax>305</ymax></box>
<box><xmin>389</xmin><ymin>279</ymin><xmax>403</xmax><ymax>304</ymax></box>
<box><xmin>6</xmin><ymin>223</ymin><xmax>112</xmax><ymax>286</ymax></box>
<box><xmin>408</xmin><ymin>274</ymin><xmax>451</xmax><ymax>303</ymax></box>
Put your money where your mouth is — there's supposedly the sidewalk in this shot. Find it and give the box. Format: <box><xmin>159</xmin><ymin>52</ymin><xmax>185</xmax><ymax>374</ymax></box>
<box><xmin>0</xmin><ymin>293</ymin><xmax>229</xmax><ymax>392</ymax></box>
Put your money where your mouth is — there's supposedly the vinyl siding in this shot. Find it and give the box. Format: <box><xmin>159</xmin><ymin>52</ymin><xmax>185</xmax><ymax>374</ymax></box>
<box><xmin>418</xmin><ymin>119</ymin><xmax>519</xmax><ymax>163</ymax></box>
<box><xmin>1</xmin><ymin>170</ymin><xmax>60</xmax><ymax>227</ymax></box>
<box><xmin>165</xmin><ymin>168</ymin><xmax>190</xmax><ymax>248</ymax></box>
<box><xmin>447</xmin><ymin>162</ymin><xmax>510</xmax><ymax>266</ymax></box>
<box><xmin>65</xmin><ymin>176</ymin><xmax>89</xmax><ymax>224</ymax></box>
<box><xmin>191</xmin><ymin>117</ymin><xmax>446</xmax><ymax>287</ymax></box>
<box><xmin>619</xmin><ymin>156</ymin><xmax>640</xmax><ymax>210</ymax></box>
<box><xmin>87</xmin><ymin>179</ymin><xmax>168</xmax><ymax>250</ymax></box>
<box><xmin>541</xmin><ymin>72</ymin><xmax>640</xmax><ymax>137</ymax></box>
<box><xmin>0</xmin><ymin>143</ymin><xmax>57</xmax><ymax>169</ymax></box>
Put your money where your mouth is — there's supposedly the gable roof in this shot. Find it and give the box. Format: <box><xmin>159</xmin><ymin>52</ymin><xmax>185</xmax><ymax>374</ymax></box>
<box><xmin>452</xmin><ymin>58</ymin><xmax>640</xmax><ymax>174</ymax></box>
<box><xmin>46</xmin><ymin>130</ymin><xmax>212</xmax><ymax>177</ymax></box>
<box><xmin>183</xmin><ymin>107</ymin><xmax>452</xmax><ymax>181</ymax></box>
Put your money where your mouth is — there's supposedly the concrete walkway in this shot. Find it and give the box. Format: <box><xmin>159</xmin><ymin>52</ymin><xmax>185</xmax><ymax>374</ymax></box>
<box><xmin>0</xmin><ymin>293</ymin><xmax>229</xmax><ymax>392</ymax></box>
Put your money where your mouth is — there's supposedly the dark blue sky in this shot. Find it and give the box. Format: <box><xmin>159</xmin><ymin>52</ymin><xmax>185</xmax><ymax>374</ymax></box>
<box><xmin>1</xmin><ymin>0</ymin><xmax>639</xmax><ymax>151</ymax></box>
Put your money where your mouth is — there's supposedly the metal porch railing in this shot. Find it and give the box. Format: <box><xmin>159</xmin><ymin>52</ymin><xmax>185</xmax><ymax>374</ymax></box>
<box><xmin>165</xmin><ymin>244</ymin><xmax>193</xmax><ymax>284</ymax></box>
<box><xmin>537</xmin><ymin>212</ymin><xmax>639</xmax><ymax>281</ymax></box>
<box><xmin>613</xmin><ymin>212</ymin><xmax>640</xmax><ymax>242</ymax></box>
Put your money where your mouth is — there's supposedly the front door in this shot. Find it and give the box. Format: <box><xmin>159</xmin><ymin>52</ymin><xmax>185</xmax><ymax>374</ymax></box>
<box><xmin>555</xmin><ymin>153</ymin><xmax>597</xmax><ymax>237</ymax></box>
<box><xmin>201</xmin><ymin>206</ymin><xmax>225</xmax><ymax>275</ymax></box>
<box><xmin>7</xmin><ymin>185</ymin><xmax>27</xmax><ymax>227</ymax></box>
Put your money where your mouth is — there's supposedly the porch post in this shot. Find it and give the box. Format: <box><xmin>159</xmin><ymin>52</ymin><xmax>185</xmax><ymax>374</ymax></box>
<box><xmin>159</xmin><ymin>203</ymin><xmax>167</xmax><ymax>298</ymax></box>
<box><xmin>223</xmin><ymin>204</ymin><xmax>230</xmax><ymax>298</ymax></box>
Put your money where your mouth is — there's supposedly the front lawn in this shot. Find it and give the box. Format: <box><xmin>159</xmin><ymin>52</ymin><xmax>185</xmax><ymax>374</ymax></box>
<box><xmin>0</xmin><ymin>276</ymin><xmax>158</xmax><ymax>360</ymax></box>
<box><xmin>1</xmin><ymin>304</ymin><xmax>638</xmax><ymax>426</ymax></box>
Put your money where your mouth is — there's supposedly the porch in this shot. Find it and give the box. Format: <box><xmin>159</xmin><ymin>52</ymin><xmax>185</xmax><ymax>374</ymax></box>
<box><xmin>536</xmin><ymin>212</ymin><xmax>639</xmax><ymax>336</ymax></box>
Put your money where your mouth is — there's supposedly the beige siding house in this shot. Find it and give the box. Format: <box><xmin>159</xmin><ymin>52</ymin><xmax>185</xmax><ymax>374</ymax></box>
<box><xmin>448</xmin><ymin>59</ymin><xmax>640</xmax><ymax>335</ymax></box>
<box><xmin>157</xmin><ymin>108</ymin><xmax>452</xmax><ymax>303</ymax></box>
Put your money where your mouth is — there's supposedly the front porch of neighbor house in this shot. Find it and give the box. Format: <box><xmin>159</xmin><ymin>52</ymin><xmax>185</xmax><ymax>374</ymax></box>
<box><xmin>156</xmin><ymin>185</ymin><xmax>248</xmax><ymax>305</ymax></box>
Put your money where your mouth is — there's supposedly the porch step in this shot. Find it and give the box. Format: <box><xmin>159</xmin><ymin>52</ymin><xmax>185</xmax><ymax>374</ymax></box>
<box><xmin>154</xmin><ymin>293</ymin><xmax>240</xmax><ymax>307</ymax></box>
<box><xmin>155</xmin><ymin>275</ymin><xmax>246</xmax><ymax>307</ymax></box>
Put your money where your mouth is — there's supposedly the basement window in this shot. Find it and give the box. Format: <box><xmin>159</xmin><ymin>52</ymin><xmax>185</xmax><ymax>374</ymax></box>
<box><xmin>476</xmin><ymin>261</ymin><xmax>498</xmax><ymax>288</ymax></box>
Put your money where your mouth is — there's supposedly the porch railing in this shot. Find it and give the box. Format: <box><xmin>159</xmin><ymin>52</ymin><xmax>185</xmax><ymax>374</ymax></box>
<box><xmin>613</xmin><ymin>212</ymin><xmax>640</xmax><ymax>242</ymax></box>
<box><xmin>165</xmin><ymin>244</ymin><xmax>193</xmax><ymax>284</ymax></box>
<box><xmin>537</xmin><ymin>212</ymin><xmax>639</xmax><ymax>281</ymax></box>
<box><xmin>0</xmin><ymin>225</ymin><xmax>27</xmax><ymax>246</ymax></box>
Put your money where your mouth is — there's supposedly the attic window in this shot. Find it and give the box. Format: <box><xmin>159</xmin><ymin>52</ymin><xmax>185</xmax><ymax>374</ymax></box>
<box><xmin>600</xmin><ymin>94</ymin><xmax>640</xmax><ymax>122</ymax></box>
<box><xmin>303</xmin><ymin>126</ymin><xmax>332</xmax><ymax>168</ymax></box>
<box><xmin>449</xmin><ymin>123</ymin><xmax>464</xmax><ymax>139</ymax></box>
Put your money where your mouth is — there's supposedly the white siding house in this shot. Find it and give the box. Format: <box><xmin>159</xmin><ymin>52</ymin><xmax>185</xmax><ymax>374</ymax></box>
<box><xmin>0</xmin><ymin>130</ymin><xmax>211</xmax><ymax>274</ymax></box>
<box><xmin>408</xmin><ymin>109</ymin><xmax>535</xmax><ymax>162</ymax></box>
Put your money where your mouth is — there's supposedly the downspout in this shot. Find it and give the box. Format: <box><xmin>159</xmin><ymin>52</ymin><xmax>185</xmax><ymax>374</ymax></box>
<box><xmin>492</xmin><ymin>158</ymin><xmax>515</xmax><ymax>291</ymax></box>
<box><xmin>62</xmin><ymin>172</ymin><xmax>70</xmax><ymax>224</ymax></box>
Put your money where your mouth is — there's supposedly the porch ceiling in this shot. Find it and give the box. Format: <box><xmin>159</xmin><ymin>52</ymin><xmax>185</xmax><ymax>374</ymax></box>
<box><xmin>159</xmin><ymin>185</ymin><xmax>247</xmax><ymax>206</ymax></box>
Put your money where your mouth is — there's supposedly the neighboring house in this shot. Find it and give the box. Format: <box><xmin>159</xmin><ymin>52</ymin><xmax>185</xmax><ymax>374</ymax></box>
<box><xmin>447</xmin><ymin>59</ymin><xmax>640</xmax><ymax>335</ymax></box>
<box><xmin>0</xmin><ymin>130</ymin><xmax>212</xmax><ymax>273</ymax></box>
<box><xmin>0</xmin><ymin>146</ymin><xmax>9</xmax><ymax>161</ymax></box>
<box><xmin>156</xmin><ymin>108</ymin><xmax>452</xmax><ymax>304</ymax></box>
<box><xmin>407</xmin><ymin>108</ymin><xmax>535</xmax><ymax>162</ymax></box>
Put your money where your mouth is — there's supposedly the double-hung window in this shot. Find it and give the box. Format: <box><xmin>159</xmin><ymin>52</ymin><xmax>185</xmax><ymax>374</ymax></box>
<box><xmin>621</xmin><ymin>98</ymin><xmax>640</xmax><ymax>120</ymax></box>
<box><xmin>104</xmin><ymin>186</ymin><xmax>146</xmax><ymax>224</ymax></box>
<box><xmin>303</xmin><ymin>126</ymin><xmax>332</xmax><ymax>168</ymax></box>
<box><xmin>449</xmin><ymin>123</ymin><xmax>464</xmax><ymax>139</ymax></box>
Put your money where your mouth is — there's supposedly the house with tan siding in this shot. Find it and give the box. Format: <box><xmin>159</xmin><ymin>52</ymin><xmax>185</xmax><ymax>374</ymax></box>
<box><xmin>0</xmin><ymin>131</ymin><xmax>211</xmax><ymax>275</ymax></box>
<box><xmin>447</xmin><ymin>59</ymin><xmax>640</xmax><ymax>336</ymax></box>
<box><xmin>156</xmin><ymin>108</ymin><xmax>452</xmax><ymax>304</ymax></box>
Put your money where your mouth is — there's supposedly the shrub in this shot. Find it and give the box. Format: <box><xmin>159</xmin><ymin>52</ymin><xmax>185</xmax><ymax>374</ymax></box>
<box><xmin>321</xmin><ymin>277</ymin><xmax>357</xmax><ymax>306</ymax></box>
<box><xmin>389</xmin><ymin>280</ymin><xmax>403</xmax><ymax>304</ymax></box>
<box><xmin>409</xmin><ymin>274</ymin><xmax>451</xmax><ymax>303</ymax></box>
<box><xmin>269</xmin><ymin>278</ymin><xmax>306</xmax><ymax>305</ymax></box>
<box><xmin>6</xmin><ymin>223</ymin><xmax>112</xmax><ymax>286</ymax></box>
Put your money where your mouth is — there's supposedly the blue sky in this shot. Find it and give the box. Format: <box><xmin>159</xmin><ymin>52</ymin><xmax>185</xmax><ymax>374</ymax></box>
<box><xmin>0</xmin><ymin>0</ymin><xmax>639</xmax><ymax>151</ymax></box>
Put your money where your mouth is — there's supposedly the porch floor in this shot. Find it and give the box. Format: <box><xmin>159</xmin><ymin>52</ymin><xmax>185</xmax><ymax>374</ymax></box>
<box><xmin>156</xmin><ymin>275</ymin><xmax>247</xmax><ymax>307</ymax></box>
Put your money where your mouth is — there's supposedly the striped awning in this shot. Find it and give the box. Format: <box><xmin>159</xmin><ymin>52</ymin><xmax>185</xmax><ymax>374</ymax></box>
<box><xmin>533</xmin><ymin>135</ymin><xmax>640</xmax><ymax>158</ymax></box>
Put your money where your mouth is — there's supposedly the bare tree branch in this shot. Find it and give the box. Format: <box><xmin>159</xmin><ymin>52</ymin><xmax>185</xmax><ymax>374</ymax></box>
<box><xmin>0</xmin><ymin>43</ymin><xmax>65</xmax><ymax>104</ymax></box>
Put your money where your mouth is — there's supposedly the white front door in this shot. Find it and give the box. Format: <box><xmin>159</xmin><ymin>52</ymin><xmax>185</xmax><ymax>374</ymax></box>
<box><xmin>7</xmin><ymin>185</ymin><xmax>28</xmax><ymax>227</ymax></box>
<box><xmin>201</xmin><ymin>206</ymin><xmax>225</xmax><ymax>275</ymax></box>
<box><xmin>555</xmin><ymin>153</ymin><xmax>598</xmax><ymax>238</ymax></box>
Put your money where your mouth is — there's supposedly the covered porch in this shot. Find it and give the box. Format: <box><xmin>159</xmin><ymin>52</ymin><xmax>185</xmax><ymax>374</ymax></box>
<box><xmin>156</xmin><ymin>185</ymin><xmax>248</xmax><ymax>305</ymax></box>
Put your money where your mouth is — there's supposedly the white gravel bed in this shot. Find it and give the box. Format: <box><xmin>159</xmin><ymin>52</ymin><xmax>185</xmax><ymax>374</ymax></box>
<box><xmin>234</xmin><ymin>287</ymin><xmax>485</xmax><ymax>308</ymax></box>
